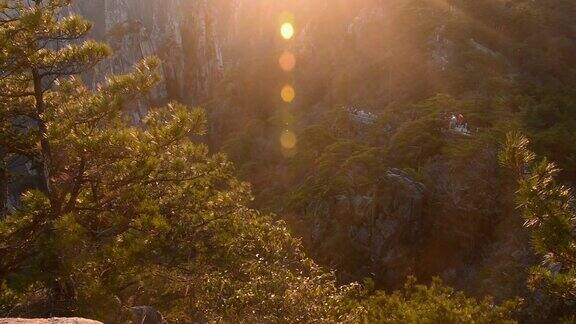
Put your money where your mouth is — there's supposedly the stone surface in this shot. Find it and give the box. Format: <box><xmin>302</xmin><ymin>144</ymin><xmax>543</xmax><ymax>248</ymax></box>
<box><xmin>0</xmin><ymin>319</ymin><xmax>102</xmax><ymax>324</ymax></box>
<box><xmin>349</xmin><ymin>168</ymin><xmax>426</xmax><ymax>287</ymax></box>
<box><xmin>305</xmin><ymin>168</ymin><xmax>427</xmax><ymax>286</ymax></box>
<box><xmin>131</xmin><ymin>306</ymin><xmax>165</xmax><ymax>324</ymax></box>
<box><xmin>72</xmin><ymin>0</ymin><xmax>228</xmax><ymax>106</ymax></box>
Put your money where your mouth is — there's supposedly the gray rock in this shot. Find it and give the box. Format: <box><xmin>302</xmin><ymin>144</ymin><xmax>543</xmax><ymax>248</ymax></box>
<box><xmin>131</xmin><ymin>306</ymin><xmax>165</xmax><ymax>324</ymax></box>
<box><xmin>0</xmin><ymin>319</ymin><xmax>102</xmax><ymax>324</ymax></box>
<box><xmin>72</xmin><ymin>0</ymin><xmax>228</xmax><ymax>105</ymax></box>
<box><xmin>362</xmin><ymin>169</ymin><xmax>425</xmax><ymax>285</ymax></box>
<box><xmin>336</xmin><ymin>169</ymin><xmax>426</xmax><ymax>286</ymax></box>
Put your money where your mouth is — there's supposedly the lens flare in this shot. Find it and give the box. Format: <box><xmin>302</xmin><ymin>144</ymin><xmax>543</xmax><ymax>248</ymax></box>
<box><xmin>280</xmin><ymin>130</ymin><xmax>297</xmax><ymax>149</ymax></box>
<box><xmin>281</xmin><ymin>85</ymin><xmax>295</xmax><ymax>103</ymax></box>
<box><xmin>280</xmin><ymin>23</ymin><xmax>295</xmax><ymax>40</ymax></box>
<box><xmin>279</xmin><ymin>51</ymin><xmax>296</xmax><ymax>72</ymax></box>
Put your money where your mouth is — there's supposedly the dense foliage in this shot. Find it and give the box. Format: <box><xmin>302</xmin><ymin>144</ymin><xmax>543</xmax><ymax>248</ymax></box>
<box><xmin>0</xmin><ymin>1</ymin><xmax>520</xmax><ymax>322</ymax></box>
<box><xmin>206</xmin><ymin>0</ymin><xmax>575</xmax><ymax>321</ymax></box>
<box><xmin>0</xmin><ymin>1</ymin><xmax>358</xmax><ymax>322</ymax></box>
<box><xmin>360</xmin><ymin>278</ymin><xmax>518</xmax><ymax>323</ymax></box>
<box><xmin>3</xmin><ymin>0</ymin><xmax>576</xmax><ymax>322</ymax></box>
<box><xmin>501</xmin><ymin>132</ymin><xmax>576</xmax><ymax>318</ymax></box>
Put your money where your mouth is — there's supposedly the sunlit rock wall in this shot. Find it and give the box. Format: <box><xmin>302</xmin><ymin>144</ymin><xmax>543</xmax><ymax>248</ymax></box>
<box><xmin>70</xmin><ymin>0</ymin><xmax>395</xmax><ymax>106</ymax></box>
<box><xmin>72</xmin><ymin>0</ymin><xmax>229</xmax><ymax>106</ymax></box>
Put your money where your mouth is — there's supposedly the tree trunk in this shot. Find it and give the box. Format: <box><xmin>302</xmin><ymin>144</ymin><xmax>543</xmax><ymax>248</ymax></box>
<box><xmin>32</xmin><ymin>69</ymin><xmax>52</xmax><ymax>197</ymax></box>
<box><xmin>0</xmin><ymin>151</ymin><xmax>8</xmax><ymax>218</ymax></box>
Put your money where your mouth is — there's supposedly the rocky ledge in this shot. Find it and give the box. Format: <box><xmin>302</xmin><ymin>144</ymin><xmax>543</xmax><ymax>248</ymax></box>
<box><xmin>0</xmin><ymin>319</ymin><xmax>102</xmax><ymax>324</ymax></box>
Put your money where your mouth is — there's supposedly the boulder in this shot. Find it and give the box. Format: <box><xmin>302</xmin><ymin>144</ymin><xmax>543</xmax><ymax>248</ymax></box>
<box><xmin>0</xmin><ymin>319</ymin><xmax>102</xmax><ymax>324</ymax></box>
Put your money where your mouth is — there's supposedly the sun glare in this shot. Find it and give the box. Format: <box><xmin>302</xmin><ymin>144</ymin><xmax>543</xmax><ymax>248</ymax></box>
<box><xmin>280</xmin><ymin>23</ymin><xmax>294</xmax><ymax>40</ymax></box>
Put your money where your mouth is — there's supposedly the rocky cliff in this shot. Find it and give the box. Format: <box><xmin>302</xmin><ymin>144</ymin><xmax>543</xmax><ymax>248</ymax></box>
<box><xmin>72</xmin><ymin>0</ymin><xmax>228</xmax><ymax>106</ymax></box>
<box><xmin>349</xmin><ymin>169</ymin><xmax>426</xmax><ymax>287</ymax></box>
<box><xmin>71</xmin><ymin>0</ymin><xmax>446</xmax><ymax>108</ymax></box>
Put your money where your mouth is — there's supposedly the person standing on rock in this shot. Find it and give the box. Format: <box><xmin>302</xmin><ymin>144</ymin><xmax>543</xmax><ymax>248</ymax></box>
<box><xmin>450</xmin><ymin>114</ymin><xmax>457</xmax><ymax>130</ymax></box>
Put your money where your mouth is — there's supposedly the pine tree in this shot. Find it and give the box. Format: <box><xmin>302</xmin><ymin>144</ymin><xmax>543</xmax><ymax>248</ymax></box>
<box><xmin>500</xmin><ymin>132</ymin><xmax>576</xmax><ymax>306</ymax></box>
<box><xmin>0</xmin><ymin>0</ymin><xmax>110</xmax><ymax>311</ymax></box>
<box><xmin>0</xmin><ymin>2</ymin><xmax>359</xmax><ymax>321</ymax></box>
<box><xmin>360</xmin><ymin>277</ymin><xmax>518</xmax><ymax>323</ymax></box>
<box><xmin>0</xmin><ymin>0</ymin><xmax>110</xmax><ymax>214</ymax></box>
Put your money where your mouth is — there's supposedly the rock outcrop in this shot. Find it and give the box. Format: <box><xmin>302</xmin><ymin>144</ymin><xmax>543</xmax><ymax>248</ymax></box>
<box><xmin>0</xmin><ymin>319</ymin><xmax>102</xmax><ymax>324</ymax></box>
<box><xmin>72</xmin><ymin>0</ymin><xmax>228</xmax><ymax>106</ymax></box>
<box><xmin>0</xmin><ymin>305</ymin><xmax>166</xmax><ymax>324</ymax></box>
<box><xmin>131</xmin><ymin>306</ymin><xmax>165</xmax><ymax>324</ymax></box>
<box><xmin>349</xmin><ymin>169</ymin><xmax>426</xmax><ymax>287</ymax></box>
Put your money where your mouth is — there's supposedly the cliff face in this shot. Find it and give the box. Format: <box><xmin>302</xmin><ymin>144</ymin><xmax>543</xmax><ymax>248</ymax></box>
<box><xmin>71</xmin><ymin>1</ymin><xmax>420</xmax><ymax>107</ymax></box>
<box><xmin>349</xmin><ymin>169</ymin><xmax>426</xmax><ymax>288</ymax></box>
<box><xmin>72</xmin><ymin>0</ymin><xmax>228</xmax><ymax>106</ymax></box>
<box><xmin>298</xmin><ymin>147</ymin><xmax>531</xmax><ymax>297</ymax></box>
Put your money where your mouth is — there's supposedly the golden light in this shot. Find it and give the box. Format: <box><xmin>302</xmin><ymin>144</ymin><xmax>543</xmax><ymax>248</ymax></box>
<box><xmin>280</xmin><ymin>23</ymin><xmax>295</xmax><ymax>40</ymax></box>
<box><xmin>279</xmin><ymin>51</ymin><xmax>296</xmax><ymax>72</ymax></box>
<box><xmin>281</xmin><ymin>85</ymin><xmax>295</xmax><ymax>103</ymax></box>
<box><xmin>280</xmin><ymin>130</ymin><xmax>297</xmax><ymax>149</ymax></box>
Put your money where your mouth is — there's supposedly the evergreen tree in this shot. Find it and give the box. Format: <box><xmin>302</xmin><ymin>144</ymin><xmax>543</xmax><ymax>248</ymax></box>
<box><xmin>0</xmin><ymin>0</ymin><xmax>109</xmax><ymax>215</ymax></box>
<box><xmin>500</xmin><ymin>132</ymin><xmax>576</xmax><ymax>311</ymax></box>
<box><xmin>360</xmin><ymin>277</ymin><xmax>518</xmax><ymax>323</ymax></box>
<box><xmin>0</xmin><ymin>2</ymin><xmax>358</xmax><ymax>322</ymax></box>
